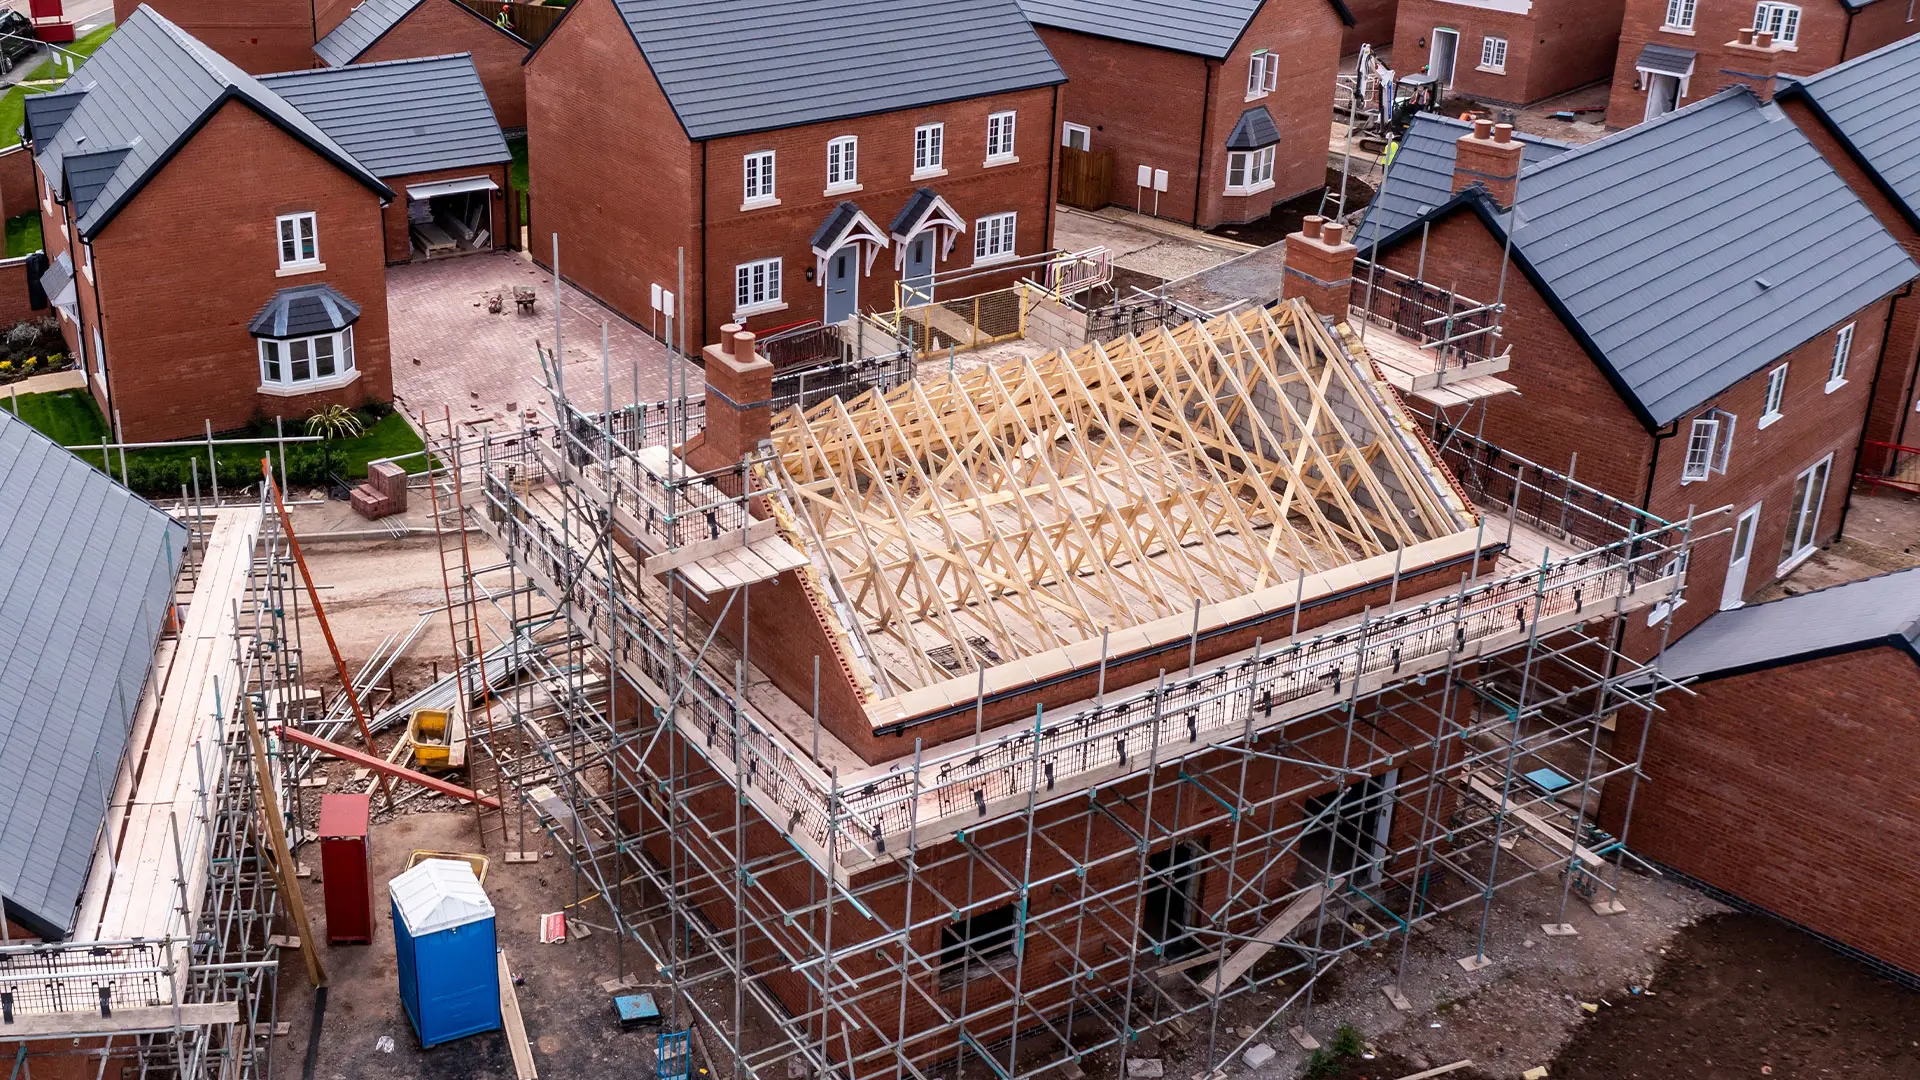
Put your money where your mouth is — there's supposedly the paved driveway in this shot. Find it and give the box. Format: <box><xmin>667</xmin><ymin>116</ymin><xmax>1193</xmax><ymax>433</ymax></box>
<box><xmin>386</xmin><ymin>252</ymin><xmax>698</xmax><ymax>430</ymax></box>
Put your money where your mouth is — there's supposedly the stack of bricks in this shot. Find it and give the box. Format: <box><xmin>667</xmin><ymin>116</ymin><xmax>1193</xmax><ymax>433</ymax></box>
<box><xmin>349</xmin><ymin>461</ymin><xmax>409</xmax><ymax>520</ymax></box>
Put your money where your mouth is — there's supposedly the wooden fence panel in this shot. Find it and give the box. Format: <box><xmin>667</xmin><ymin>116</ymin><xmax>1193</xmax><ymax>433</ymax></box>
<box><xmin>1057</xmin><ymin>147</ymin><xmax>1113</xmax><ymax>212</ymax></box>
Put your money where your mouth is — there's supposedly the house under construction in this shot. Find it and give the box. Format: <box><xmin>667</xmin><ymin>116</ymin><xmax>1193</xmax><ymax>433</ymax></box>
<box><xmin>430</xmin><ymin>229</ymin><xmax>1699</xmax><ymax>1080</ymax></box>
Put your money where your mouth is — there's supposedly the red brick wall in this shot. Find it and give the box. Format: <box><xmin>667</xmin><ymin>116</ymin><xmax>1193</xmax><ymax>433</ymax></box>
<box><xmin>353</xmin><ymin>0</ymin><xmax>530</xmax><ymax>129</ymax></box>
<box><xmin>314</xmin><ymin>0</ymin><xmax>356</xmax><ymax>38</ymax></box>
<box><xmin>1200</xmin><ymin>0</ymin><xmax>1345</xmax><ymax>226</ymax></box>
<box><xmin>1393</xmin><ymin>0</ymin><xmax>1623</xmax><ymax>106</ymax></box>
<box><xmin>379</xmin><ymin>163</ymin><xmax>511</xmax><ymax>263</ymax></box>
<box><xmin>119</xmin><ymin>0</ymin><xmax>322</xmax><ymax>74</ymax></box>
<box><xmin>87</xmin><ymin>101</ymin><xmax>391</xmax><ymax>440</ymax></box>
<box><xmin>0</xmin><ymin>144</ymin><xmax>38</xmax><ymax>223</ymax></box>
<box><xmin>1345</xmin><ymin>0</ymin><xmax>1400</xmax><ymax>52</ymax></box>
<box><xmin>1603</xmin><ymin>645</ymin><xmax>1920</xmax><ymax>976</ymax></box>
<box><xmin>1839</xmin><ymin>0</ymin><xmax>1920</xmax><ymax>59</ymax></box>
<box><xmin>698</xmin><ymin>86</ymin><xmax>1059</xmax><ymax>344</ymax></box>
<box><xmin>1040</xmin><ymin>28</ymin><xmax>1210</xmax><ymax>223</ymax></box>
<box><xmin>524</xmin><ymin>0</ymin><xmax>700</xmax><ymax>344</ymax></box>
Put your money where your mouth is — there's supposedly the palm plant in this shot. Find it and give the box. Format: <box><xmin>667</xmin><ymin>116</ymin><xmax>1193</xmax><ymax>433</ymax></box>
<box><xmin>305</xmin><ymin>405</ymin><xmax>365</xmax><ymax>481</ymax></box>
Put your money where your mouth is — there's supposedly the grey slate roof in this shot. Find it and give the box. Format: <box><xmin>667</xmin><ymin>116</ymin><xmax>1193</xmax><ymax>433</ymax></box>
<box><xmin>63</xmin><ymin>147</ymin><xmax>131</xmax><ymax>220</ymax></box>
<box><xmin>810</xmin><ymin>202</ymin><xmax>862</xmax><ymax>252</ymax></box>
<box><xmin>1780</xmin><ymin>33</ymin><xmax>1920</xmax><ymax>225</ymax></box>
<box><xmin>22</xmin><ymin>88</ymin><xmax>86</xmax><ymax>144</ymax></box>
<box><xmin>1354</xmin><ymin>114</ymin><xmax>1572</xmax><ymax>248</ymax></box>
<box><xmin>1360</xmin><ymin>91</ymin><xmax>1919</xmax><ymax>428</ymax></box>
<box><xmin>1018</xmin><ymin>0</ymin><xmax>1353</xmax><ymax>56</ymax></box>
<box><xmin>39</xmin><ymin>249</ymin><xmax>73</xmax><ymax>309</ymax></box>
<box><xmin>1655</xmin><ymin>568</ymin><xmax>1920</xmax><ymax>682</ymax></box>
<box><xmin>260</xmin><ymin>54</ymin><xmax>510</xmax><ymax>178</ymax></box>
<box><xmin>250</xmin><ymin>283</ymin><xmax>363</xmax><ymax>337</ymax></box>
<box><xmin>314</xmin><ymin>0</ymin><xmax>524</xmax><ymax>67</ymax></box>
<box><xmin>610</xmin><ymin>0</ymin><xmax>1065</xmax><ymax>140</ymax></box>
<box><xmin>892</xmin><ymin>188</ymin><xmax>942</xmax><ymax>235</ymax></box>
<box><xmin>1633</xmin><ymin>42</ymin><xmax>1696</xmax><ymax>76</ymax></box>
<box><xmin>0</xmin><ymin>410</ymin><xmax>188</xmax><ymax>939</ymax></box>
<box><xmin>1225</xmin><ymin>106</ymin><xmax>1280</xmax><ymax>150</ymax></box>
<box><xmin>31</xmin><ymin>5</ymin><xmax>390</xmax><ymax>241</ymax></box>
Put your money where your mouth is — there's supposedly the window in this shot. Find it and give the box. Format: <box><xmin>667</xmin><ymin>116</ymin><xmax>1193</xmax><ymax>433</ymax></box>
<box><xmin>277</xmin><ymin>212</ymin><xmax>318</xmax><ymax>269</ymax></box>
<box><xmin>986</xmin><ymin>111</ymin><xmax>1017</xmax><ymax>162</ymax></box>
<box><xmin>743</xmin><ymin>150</ymin><xmax>776</xmax><ymax>204</ymax></box>
<box><xmin>258</xmin><ymin>326</ymin><xmax>356</xmax><ymax>390</ymax></box>
<box><xmin>826</xmin><ymin>136</ymin><xmax>858</xmax><ymax>190</ymax></box>
<box><xmin>734</xmin><ymin>257</ymin><xmax>782</xmax><ymax>314</ymax></box>
<box><xmin>1247</xmin><ymin>49</ymin><xmax>1277</xmax><ymax>97</ymax></box>
<box><xmin>1062</xmin><ymin>122</ymin><xmax>1091</xmax><ymax>151</ymax></box>
<box><xmin>1827</xmin><ymin>322</ymin><xmax>1854</xmax><ymax>391</ymax></box>
<box><xmin>1225</xmin><ymin>146</ymin><xmax>1275</xmax><ymax>194</ymax></box>
<box><xmin>939</xmin><ymin>903</ymin><xmax>1018</xmax><ymax>991</ymax></box>
<box><xmin>974</xmin><ymin>211</ymin><xmax>1017</xmax><ymax>263</ymax></box>
<box><xmin>914</xmin><ymin>123</ymin><xmax>945</xmax><ymax>174</ymax></box>
<box><xmin>1682</xmin><ymin>417</ymin><xmax>1718</xmax><ymax>482</ymax></box>
<box><xmin>1754</xmin><ymin>1</ymin><xmax>1800</xmax><ymax>42</ymax></box>
<box><xmin>1778</xmin><ymin>456</ymin><xmax>1831</xmax><ymax>570</ymax></box>
<box><xmin>1647</xmin><ymin>549</ymin><xmax>1691</xmax><ymax>625</ymax></box>
<box><xmin>1664</xmin><ymin>0</ymin><xmax>1696</xmax><ymax>28</ymax></box>
<box><xmin>1479</xmin><ymin>36</ymin><xmax>1508</xmax><ymax>71</ymax></box>
<box><xmin>1760</xmin><ymin>363</ymin><xmax>1788</xmax><ymax>426</ymax></box>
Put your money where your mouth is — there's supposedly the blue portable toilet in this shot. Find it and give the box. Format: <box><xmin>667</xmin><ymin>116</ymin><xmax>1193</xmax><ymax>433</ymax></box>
<box><xmin>389</xmin><ymin>858</ymin><xmax>501</xmax><ymax>1048</ymax></box>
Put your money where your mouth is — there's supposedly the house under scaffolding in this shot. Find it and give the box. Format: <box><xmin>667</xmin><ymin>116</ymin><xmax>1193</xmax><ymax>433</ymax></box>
<box><xmin>435</xmin><ymin>296</ymin><xmax>1700</xmax><ymax>1080</ymax></box>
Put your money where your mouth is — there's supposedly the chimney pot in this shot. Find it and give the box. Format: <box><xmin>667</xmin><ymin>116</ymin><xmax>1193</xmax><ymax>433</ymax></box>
<box><xmin>733</xmin><ymin>330</ymin><xmax>757</xmax><ymax>358</ymax></box>
<box><xmin>718</xmin><ymin>322</ymin><xmax>743</xmax><ymax>356</ymax></box>
<box><xmin>1302</xmin><ymin>215</ymin><xmax>1325</xmax><ymax>241</ymax></box>
<box><xmin>1755</xmin><ymin>30</ymin><xmax>1773</xmax><ymax>47</ymax></box>
<box><xmin>1738</xmin><ymin>26</ymin><xmax>1755</xmax><ymax>44</ymax></box>
<box><xmin>1493</xmin><ymin>123</ymin><xmax>1514</xmax><ymax>144</ymax></box>
<box><xmin>1472</xmin><ymin>118</ymin><xmax>1494</xmax><ymax>140</ymax></box>
<box><xmin>1321</xmin><ymin>221</ymin><xmax>1346</xmax><ymax>246</ymax></box>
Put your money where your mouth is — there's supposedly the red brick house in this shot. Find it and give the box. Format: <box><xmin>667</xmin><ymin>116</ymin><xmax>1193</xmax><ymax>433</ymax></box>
<box><xmin>1391</xmin><ymin>0</ymin><xmax>1626</xmax><ymax>105</ymax></box>
<box><xmin>23</xmin><ymin>8</ymin><xmax>491</xmax><ymax>441</ymax></box>
<box><xmin>1777</xmin><ymin>36</ymin><xmax>1920</xmax><ymax>463</ymax></box>
<box><xmin>525</xmin><ymin>0</ymin><xmax>1064</xmax><ymax>346</ymax></box>
<box><xmin>314</xmin><ymin>0</ymin><xmax>529</xmax><ymax>129</ymax></box>
<box><xmin>1607</xmin><ymin>0</ymin><xmax>1916</xmax><ymax>127</ymax></box>
<box><xmin>1354</xmin><ymin>91</ymin><xmax>1917</xmax><ymax>656</ymax></box>
<box><xmin>1019</xmin><ymin>0</ymin><xmax>1353</xmax><ymax>227</ymax></box>
<box><xmin>1346</xmin><ymin>0</ymin><xmax>1401</xmax><ymax>51</ymax></box>
<box><xmin>1606</xmin><ymin>568</ymin><xmax>1920</xmax><ymax>981</ymax></box>
<box><xmin>112</xmin><ymin>0</ymin><xmax>357</xmax><ymax>73</ymax></box>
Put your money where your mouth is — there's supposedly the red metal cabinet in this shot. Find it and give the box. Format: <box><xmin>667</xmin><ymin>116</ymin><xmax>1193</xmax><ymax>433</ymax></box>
<box><xmin>317</xmin><ymin>794</ymin><xmax>374</xmax><ymax>945</ymax></box>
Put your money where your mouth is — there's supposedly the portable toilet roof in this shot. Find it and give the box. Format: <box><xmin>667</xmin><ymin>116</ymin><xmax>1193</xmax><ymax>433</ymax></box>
<box><xmin>389</xmin><ymin>857</ymin><xmax>492</xmax><ymax>936</ymax></box>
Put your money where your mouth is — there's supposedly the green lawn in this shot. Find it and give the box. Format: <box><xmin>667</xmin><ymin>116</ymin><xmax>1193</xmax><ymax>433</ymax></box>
<box><xmin>5</xmin><ymin>212</ymin><xmax>41</xmax><ymax>257</ymax></box>
<box><xmin>2</xmin><ymin>387</ymin><xmax>104</xmax><ymax>443</ymax></box>
<box><xmin>507</xmin><ymin>133</ymin><xmax>528</xmax><ymax>191</ymax></box>
<box><xmin>0</xmin><ymin>25</ymin><xmax>117</xmax><ymax>149</ymax></box>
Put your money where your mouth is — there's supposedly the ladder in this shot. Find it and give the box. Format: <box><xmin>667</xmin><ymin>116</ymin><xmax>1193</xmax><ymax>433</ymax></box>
<box><xmin>1196</xmin><ymin>884</ymin><xmax>1327</xmax><ymax>996</ymax></box>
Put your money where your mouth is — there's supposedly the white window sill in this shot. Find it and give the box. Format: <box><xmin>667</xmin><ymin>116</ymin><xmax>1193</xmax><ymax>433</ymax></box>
<box><xmin>733</xmin><ymin>300</ymin><xmax>788</xmax><ymax>319</ymax></box>
<box><xmin>983</xmin><ymin>155</ymin><xmax>1020</xmax><ymax>169</ymax></box>
<box><xmin>1757</xmin><ymin>411</ymin><xmax>1782</xmax><ymax>429</ymax></box>
<box><xmin>740</xmin><ymin>196</ymin><xmax>781</xmax><ymax>212</ymax></box>
<box><xmin>823</xmin><ymin>182</ymin><xmax>863</xmax><ymax>197</ymax></box>
<box><xmin>1659</xmin><ymin>24</ymin><xmax>1696</xmax><ymax>34</ymax></box>
<box><xmin>1824</xmin><ymin>377</ymin><xmax>1847</xmax><ymax>394</ymax></box>
<box><xmin>1224</xmin><ymin>180</ymin><xmax>1276</xmax><ymax>197</ymax></box>
<box><xmin>1680</xmin><ymin>472</ymin><xmax>1710</xmax><ymax>485</ymax></box>
<box><xmin>276</xmin><ymin>261</ymin><xmax>326</xmax><ymax>278</ymax></box>
<box><xmin>971</xmin><ymin>252</ymin><xmax>1019</xmax><ymax>268</ymax></box>
<box><xmin>1647</xmin><ymin>597</ymin><xmax>1685</xmax><ymax>626</ymax></box>
<box><xmin>911</xmin><ymin>166</ymin><xmax>948</xmax><ymax>181</ymax></box>
<box><xmin>259</xmin><ymin>369</ymin><xmax>360</xmax><ymax>397</ymax></box>
<box><xmin>1245</xmin><ymin>91</ymin><xmax>1271</xmax><ymax>103</ymax></box>
<box><xmin>80</xmin><ymin>264</ymin><xmax>92</xmax><ymax>284</ymax></box>
<box><xmin>1476</xmin><ymin>65</ymin><xmax>1506</xmax><ymax>75</ymax></box>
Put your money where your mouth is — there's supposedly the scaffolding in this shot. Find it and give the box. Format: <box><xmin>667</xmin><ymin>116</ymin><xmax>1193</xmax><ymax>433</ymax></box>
<box><xmin>429</xmin><ymin>302</ymin><xmax>1698</xmax><ymax>1080</ymax></box>
<box><xmin>0</xmin><ymin>490</ymin><xmax>308</xmax><ymax>1080</ymax></box>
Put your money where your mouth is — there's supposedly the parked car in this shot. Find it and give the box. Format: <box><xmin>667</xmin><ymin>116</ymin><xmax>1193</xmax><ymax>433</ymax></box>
<box><xmin>0</xmin><ymin>10</ymin><xmax>39</xmax><ymax>74</ymax></box>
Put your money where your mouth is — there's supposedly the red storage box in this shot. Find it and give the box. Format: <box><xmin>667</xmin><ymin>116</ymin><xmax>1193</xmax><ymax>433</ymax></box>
<box><xmin>318</xmin><ymin>794</ymin><xmax>374</xmax><ymax>945</ymax></box>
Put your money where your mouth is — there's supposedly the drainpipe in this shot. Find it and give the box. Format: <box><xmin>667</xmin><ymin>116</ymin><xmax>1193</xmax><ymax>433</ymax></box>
<box><xmin>1841</xmin><ymin>6</ymin><xmax>1856</xmax><ymax>60</ymax></box>
<box><xmin>1191</xmin><ymin>56</ymin><xmax>1213</xmax><ymax>226</ymax></box>
<box><xmin>85</xmin><ymin>234</ymin><xmax>108</xmax><ymax>437</ymax></box>
<box><xmin>1044</xmin><ymin>84</ymin><xmax>1060</xmax><ymax>254</ymax></box>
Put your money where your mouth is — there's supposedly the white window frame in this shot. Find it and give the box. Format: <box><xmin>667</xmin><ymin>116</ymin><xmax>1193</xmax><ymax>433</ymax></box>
<box><xmin>258</xmin><ymin>326</ymin><xmax>357</xmax><ymax>394</ymax></box>
<box><xmin>1225</xmin><ymin>146</ymin><xmax>1275</xmax><ymax>195</ymax></box>
<box><xmin>1062</xmin><ymin>122</ymin><xmax>1091</xmax><ymax>150</ymax></box>
<box><xmin>1478</xmin><ymin>35</ymin><xmax>1508</xmax><ymax>72</ymax></box>
<box><xmin>1647</xmin><ymin>549</ymin><xmax>1691</xmax><ymax>625</ymax></box>
<box><xmin>1664</xmin><ymin>0</ymin><xmax>1696</xmax><ymax>29</ymax></box>
<box><xmin>1247</xmin><ymin>50</ymin><xmax>1277</xmax><ymax>98</ymax></box>
<box><xmin>914</xmin><ymin>123</ymin><xmax>945</xmax><ymax>177</ymax></box>
<box><xmin>1777</xmin><ymin>455</ymin><xmax>1832</xmax><ymax>572</ymax></box>
<box><xmin>1681</xmin><ymin>417</ymin><xmax>1718</xmax><ymax>482</ymax></box>
<box><xmin>1826</xmin><ymin>322</ymin><xmax>1854</xmax><ymax>392</ymax></box>
<box><xmin>276</xmin><ymin>212</ymin><xmax>319</xmax><ymax>272</ymax></box>
<box><xmin>734</xmin><ymin>257</ymin><xmax>784</xmax><ymax>316</ymax></box>
<box><xmin>1754</xmin><ymin>1</ymin><xmax>1800</xmax><ymax>42</ymax></box>
<box><xmin>973</xmin><ymin>211</ymin><xmax>1018</xmax><ymax>265</ymax></box>
<box><xmin>825</xmin><ymin>136</ymin><xmax>859</xmax><ymax>193</ymax></box>
<box><xmin>1759</xmin><ymin>363</ymin><xmax>1788</xmax><ymax>427</ymax></box>
<box><xmin>743</xmin><ymin>150</ymin><xmax>777</xmax><ymax>207</ymax></box>
<box><xmin>985</xmin><ymin>111</ymin><xmax>1017</xmax><ymax>164</ymax></box>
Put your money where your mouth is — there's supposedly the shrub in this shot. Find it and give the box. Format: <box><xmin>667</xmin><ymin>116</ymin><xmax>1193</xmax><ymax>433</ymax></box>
<box><xmin>6</xmin><ymin>321</ymin><xmax>38</xmax><ymax>348</ymax></box>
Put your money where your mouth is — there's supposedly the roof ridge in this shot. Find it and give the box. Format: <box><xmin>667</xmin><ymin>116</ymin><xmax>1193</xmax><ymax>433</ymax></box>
<box><xmin>264</xmin><ymin>50</ymin><xmax>476</xmax><ymax>78</ymax></box>
<box><xmin>1786</xmin><ymin>25</ymin><xmax>1920</xmax><ymax>88</ymax></box>
<box><xmin>1520</xmin><ymin>86</ymin><xmax>1759</xmax><ymax>182</ymax></box>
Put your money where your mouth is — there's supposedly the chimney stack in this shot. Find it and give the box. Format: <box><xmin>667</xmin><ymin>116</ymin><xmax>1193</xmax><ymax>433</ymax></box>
<box><xmin>1282</xmin><ymin>214</ymin><xmax>1358</xmax><ymax>321</ymax></box>
<box><xmin>1720</xmin><ymin>27</ymin><xmax>1789</xmax><ymax>103</ymax></box>
<box><xmin>686</xmin><ymin>322</ymin><xmax>774</xmax><ymax>474</ymax></box>
<box><xmin>1452</xmin><ymin>120</ymin><xmax>1524</xmax><ymax>208</ymax></box>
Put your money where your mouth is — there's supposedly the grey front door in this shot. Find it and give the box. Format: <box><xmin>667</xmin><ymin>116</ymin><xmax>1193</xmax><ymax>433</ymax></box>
<box><xmin>825</xmin><ymin>248</ymin><xmax>857</xmax><ymax>323</ymax></box>
<box><xmin>903</xmin><ymin>234</ymin><xmax>934</xmax><ymax>306</ymax></box>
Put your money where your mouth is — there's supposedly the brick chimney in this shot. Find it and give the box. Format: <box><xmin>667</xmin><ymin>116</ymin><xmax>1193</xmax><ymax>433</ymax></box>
<box><xmin>1719</xmin><ymin>27</ymin><xmax>1789</xmax><ymax>103</ymax></box>
<box><xmin>685</xmin><ymin>323</ymin><xmax>773</xmax><ymax>474</ymax></box>
<box><xmin>1452</xmin><ymin>119</ymin><xmax>1524</xmax><ymax>208</ymax></box>
<box><xmin>1281</xmin><ymin>215</ymin><xmax>1357</xmax><ymax>321</ymax></box>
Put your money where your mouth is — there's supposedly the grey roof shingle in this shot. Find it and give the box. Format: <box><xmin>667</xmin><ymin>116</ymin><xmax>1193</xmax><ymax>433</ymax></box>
<box><xmin>1655</xmin><ymin>568</ymin><xmax>1920</xmax><ymax>682</ymax></box>
<box><xmin>1225</xmin><ymin>106</ymin><xmax>1280</xmax><ymax>150</ymax></box>
<box><xmin>1780</xmin><ymin>33</ymin><xmax>1920</xmax><ymax>225</ymax></box>
<box><xmin>250</xmin><ymin>283</ymin><xmax>363</xmax><ymax>336</ymax></box>
<box><xmin>22</xmin><ymin>88</ymin><xmax>86</xmax><ymax>144</ymax></box>
<box><xmin>1018</xmin><ymin>0</ymin><xmax>1353</xmax><ymax>56</ymax></box>
<box><xmin>63</xmin><ymin>147</ymin><xmax>132</xmax><ymax>220</ymax></box>
<box><xmin>314</xmin><ymin>0</ymin><xmax>525</xmax><ymax>67</ymax></box>
<box><xmin>1354</xmin><ymin>113</ymin><xmax>1572</xmax><ymax>248</ymax></box>
<box><xmin>260</xmin><ymin>53</ymin><xmax>510</xmax><ymax>178</ymax></box>
<box><xmin>611</xmin><ymin>0</ymin><xmax>1065</xmax><ymax>141</ymax></box>
<box><xmin>1359</xmin><ymin>92</ymin><xmax>1920</xmax><ymax>428</ymax></box>
<box><xmin>32</xmin><ymin>5</ymin><xmax>390</xmax><ymax>241</ymax></box>
<box><xmin>1633</xmin><ymin>42</ymin><xmax>1696</xmax><ymax>77</ymax></box>
<box><xmin>0</xmin><ymin>410</ymin><xmax>187</xmax><ymax>939</ymax></box>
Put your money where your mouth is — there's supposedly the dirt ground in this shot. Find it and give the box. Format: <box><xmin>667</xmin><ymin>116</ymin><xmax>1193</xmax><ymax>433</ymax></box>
<box><xmin>1754</xmin><ymin>487</ymin><xmax>1920</xmax><ymax>602</ymax></box>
